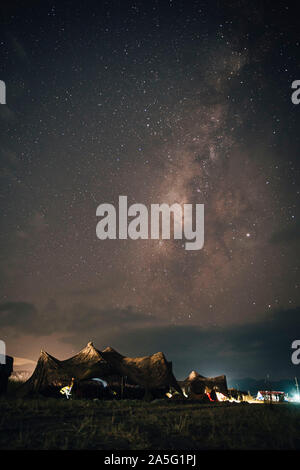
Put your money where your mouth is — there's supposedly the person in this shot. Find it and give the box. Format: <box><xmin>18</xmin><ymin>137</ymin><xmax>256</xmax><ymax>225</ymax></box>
<box><xmin>60</xmin><ymin>377</ymin><xmax>75</xmax><ymax>399</ymax></box>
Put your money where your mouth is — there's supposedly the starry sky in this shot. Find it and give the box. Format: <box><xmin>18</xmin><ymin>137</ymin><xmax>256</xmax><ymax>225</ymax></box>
<box><xmin>0</xmin><ymin>0</ymin><xmax>299</xmax><ymax>380</ymax></box>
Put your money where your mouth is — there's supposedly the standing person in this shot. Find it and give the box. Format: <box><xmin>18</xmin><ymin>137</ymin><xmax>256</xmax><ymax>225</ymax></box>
<box><xmin>60</xmin><ymin>377</ymin><xmax>76</xmax><ymax>399</ymax></box>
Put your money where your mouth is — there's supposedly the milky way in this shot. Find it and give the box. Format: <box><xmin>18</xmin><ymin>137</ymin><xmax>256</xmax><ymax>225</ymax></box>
<box><xmin>0</xmin><ymin>1</ymin><xmax>299</xmax><ymax>379</ymax></box>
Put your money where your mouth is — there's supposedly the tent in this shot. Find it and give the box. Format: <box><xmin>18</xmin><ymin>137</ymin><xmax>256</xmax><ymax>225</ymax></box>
<box><xmin>228</xmin><ymin>388</ymin><xmax>253</xmax><ymax>402</ymax></box>
<box><xmin>180</xmin><ymin>370</ymin><xmax>228</xmax><ymax>399</ymax></box>
<box><xmin>17</xmin><ymin>343</ymin><xmax>113</xmax><ymax>397</ymax></box>
<box><xmin>17</xmin><ymin>342</ymin><xmax>182</xmax><ymax>398</ymax></box>
<box><xmin>100</xmin><ymin>346</ymin><xmax>181</xmax><ymax>394</ymax></box>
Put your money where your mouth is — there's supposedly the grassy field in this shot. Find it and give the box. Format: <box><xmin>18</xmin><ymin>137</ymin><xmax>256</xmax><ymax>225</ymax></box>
<box><xmin>1</xmin><ymin>395</ymin><xmax>300</xmax><ymax>450</ymax></box>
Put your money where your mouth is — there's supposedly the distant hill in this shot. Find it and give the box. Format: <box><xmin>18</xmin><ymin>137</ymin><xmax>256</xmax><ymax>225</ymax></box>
<box><xmin>228</xmin><ymin>377</ymin><xmax>299</xmax><ymax>396</ymax></box>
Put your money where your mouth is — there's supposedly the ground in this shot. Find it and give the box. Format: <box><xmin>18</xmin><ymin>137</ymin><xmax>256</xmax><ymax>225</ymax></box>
<box><xmin>1</xmin><ymin>396</ymin><xmax>300</xmax><ymax>450</ymax></box>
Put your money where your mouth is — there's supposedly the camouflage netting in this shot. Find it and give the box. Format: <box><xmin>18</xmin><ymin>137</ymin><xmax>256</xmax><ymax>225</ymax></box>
<box><xmin>180</xmin><ymin>370</ymin><xmax>228</xmax><ymax>397</ymax></box>
<box><xmin>17</xmin><ymin>342</ymin><xmax>182</xmax><ymax>397</ymax></box>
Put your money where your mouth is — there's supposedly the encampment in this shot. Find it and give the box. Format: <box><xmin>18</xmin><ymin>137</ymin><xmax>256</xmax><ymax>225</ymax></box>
<box><xmin>17</xmin><ymin>342</ymin><xmax>182</xmax><ymax>399</ymax></box>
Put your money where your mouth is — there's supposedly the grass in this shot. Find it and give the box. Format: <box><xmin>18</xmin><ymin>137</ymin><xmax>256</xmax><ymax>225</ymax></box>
<box><xmin>1</xmin><ymin>395</ymin><xmax>300</xmax><ymax>450</ymax></box>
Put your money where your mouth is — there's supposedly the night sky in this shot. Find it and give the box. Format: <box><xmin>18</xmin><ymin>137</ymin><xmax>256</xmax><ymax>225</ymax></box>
<box><xmin>0</xmin><ymin>0</ymin><xmax>299</xmax><ymax>380</ymax></box>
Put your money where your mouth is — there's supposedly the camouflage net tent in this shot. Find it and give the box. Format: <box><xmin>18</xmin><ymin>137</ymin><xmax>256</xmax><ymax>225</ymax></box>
<box><xmin>180</xmin><ymin>370</ymin><xmax>228</xmax><ymax>399</ymax></box>
<box><xmin>100</xmin><ymin>346</ymin><xmax>181</xmax><ymax>394</ymax></box>
<box><xmin>17</xmin><ymin>342</ymin><xmax>182</xmax><ymax>399</ymax></box>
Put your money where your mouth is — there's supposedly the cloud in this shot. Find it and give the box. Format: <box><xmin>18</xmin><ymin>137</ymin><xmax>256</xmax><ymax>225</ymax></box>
<box><xmin>14</xmin><ymin>356</ymin><xmax>36</xmax><ymax>367</ymax></box>
<box><xmin>0</xmin><ymin>302</ymin><xmax>37</xmax><ymax>333</ymax></box>
<box><xmin>0</xmin><ymin>300</ymin><xmax>156</xmax><ymax>337</ymax></box>
<box><xmin>110</xmin><ymin>307</ymin><xmax>300</xmax><ymax>380</ymax></box>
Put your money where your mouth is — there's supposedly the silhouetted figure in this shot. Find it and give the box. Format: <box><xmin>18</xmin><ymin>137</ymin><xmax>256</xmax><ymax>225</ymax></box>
<box><xmin>60</xmin><ymin>377</ymin><xmax>76</xmax><ymax>399</ymax></box>
<box><xmin>0</xmin><ymin>356</ymin><xmax>13</xmax><ymax>395</ymax></box>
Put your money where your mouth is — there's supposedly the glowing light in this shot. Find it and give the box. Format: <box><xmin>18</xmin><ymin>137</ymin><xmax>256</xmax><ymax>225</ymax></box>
<box><xmin>292</xmin><ymin>393</ymin><xmax>300</xmax><ymax>403</ymax></box>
